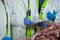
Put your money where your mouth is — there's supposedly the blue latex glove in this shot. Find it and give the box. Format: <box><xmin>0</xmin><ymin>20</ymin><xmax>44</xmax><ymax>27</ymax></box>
<box><xmin>39</xmin><ymin>21</ymin><xmax>47</xmax><ymax>28</ymax></box>
<box><xmin>2</xmin><ymin>36</ymin><xmax>12</xmax><ymax>40</ymax></box>
<box><xmin>24</xmin><ymin>17</ymin><xmax>34</xmax><ymax>26</ymax></box>
<box><xmin>40</xmin><ymin>0</ymin><xmax>45</xmax><ymax>7</ymax></box>
<box><xmin>46</xmin><ymin>10</ymin><xmax>57</xmax><ymax>21</ymax></box>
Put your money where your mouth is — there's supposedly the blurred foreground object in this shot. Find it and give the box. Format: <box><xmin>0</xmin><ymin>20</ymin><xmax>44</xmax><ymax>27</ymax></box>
<box><xmin>31</xmin><ymin>22</ymin><xmax>60</xmax><ymax>40</ymax></box>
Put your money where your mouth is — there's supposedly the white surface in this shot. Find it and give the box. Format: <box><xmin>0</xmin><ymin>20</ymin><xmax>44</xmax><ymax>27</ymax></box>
<box><xmin>12</xmin><ymin>26</ymin><xmax>26</xmax><ymax>40</ymax></box>
<box><xmin>0</xmin><ymin>1</ymin><xmax>6</xmax><ymax>40</ymax></box>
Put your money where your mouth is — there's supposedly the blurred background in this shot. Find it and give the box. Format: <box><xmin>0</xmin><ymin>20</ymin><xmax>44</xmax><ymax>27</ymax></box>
<box><xmin>0</xmin><ymin>0</ymin><xmax>60</xmax><ymax>40</ymax></box>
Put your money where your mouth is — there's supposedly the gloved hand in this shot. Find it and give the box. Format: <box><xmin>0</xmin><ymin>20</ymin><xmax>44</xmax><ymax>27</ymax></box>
<box><xmin>24</xmin><ymin>17</ymin><xmax>34</xmax><ymax>26</ymax></box>
<box><xmin>46</xmin><ymin>10</ymin><xmax>57</xmax><ymax>21</ymax></box>
<box><xmin>2</xmin><ymin>36</ymin><xmax>12</xmax><ymax>40</ymax></box>
<box><xmin>39</xmin><ymin>21</ymin><xmax>47</xmax><ymax>28</ymax></box>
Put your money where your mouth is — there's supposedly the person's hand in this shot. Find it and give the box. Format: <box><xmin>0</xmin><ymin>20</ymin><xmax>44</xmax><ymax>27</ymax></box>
<box><xmin>24</xmin><ymin>17</ymin><xmax>34</xmax><ymax>26</ymax></box>
<box><xmin>39</xmin><ymin>21</ymin><xmax>47</xmax><ymax>28</ymax></box>
<box><xmin>2</xmin><ymin>36</ymin><xmax>12</xmax><ymax>40</ymax></box>
<box><xmin>46</xmin><ymin>10</ymin><xmax>57</xmax><ymax>21</ymax></box>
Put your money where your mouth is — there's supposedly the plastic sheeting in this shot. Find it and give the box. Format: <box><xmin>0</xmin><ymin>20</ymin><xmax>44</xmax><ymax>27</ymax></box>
<box><xmin>5</xmin><ymin>0</ymin><xmax>27</xmax><ymax>27</ymax></box>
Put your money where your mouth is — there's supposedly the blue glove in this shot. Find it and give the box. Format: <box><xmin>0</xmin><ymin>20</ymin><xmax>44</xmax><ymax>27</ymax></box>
<box><xmin>2</xmin><ymin>36</ymin><xmax>12</xmax><ymax>40</ymax></box>
<box><xmin>46</xmin><ymin>10</ymin><xmax>57</xmax><ymax>21</ymax></box>
<box><xmin>24</xmin><ymin>17</ymin><xmax>34</xmax><ymax>26</ymax></box>
<box><xmin>39</xmin><ymin>21</ymin><xmax>47</xmax><ymax>28</ymax></box>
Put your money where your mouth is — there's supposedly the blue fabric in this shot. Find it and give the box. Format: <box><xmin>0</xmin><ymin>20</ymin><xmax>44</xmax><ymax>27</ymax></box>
<box><xmin>46</xmin><ymin>10</ymin><xmax>56</xmax><ymax>21</ymax></box>
<box><xmin>24</xmin><ymin>17</ymin><xmax>34</xmax><ymax>26</ymax></box>
<box><xmin>2</xmin><ymin>36</ymin><xmax>12</xmax><ymax>40</ymax></box>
